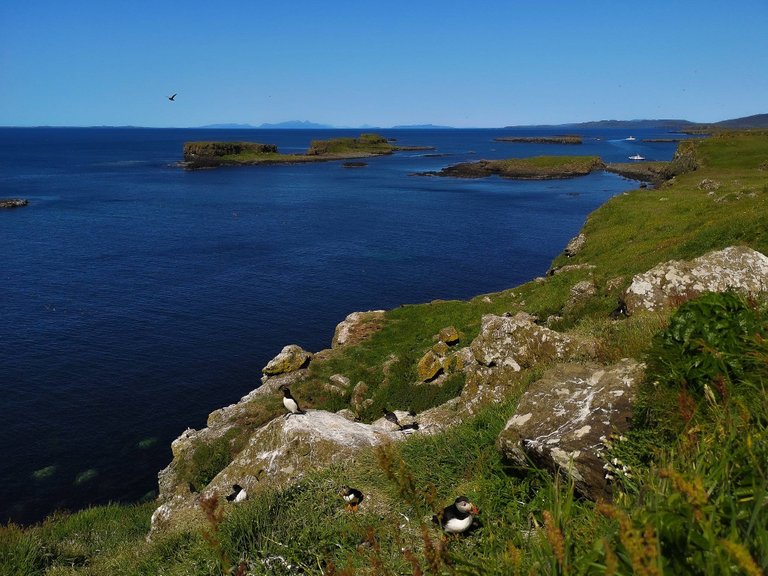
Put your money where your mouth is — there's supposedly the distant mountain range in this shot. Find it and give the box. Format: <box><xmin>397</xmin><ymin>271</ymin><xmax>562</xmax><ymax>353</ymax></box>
<box><xmin>198</xmin><ymin>121</ymin><xmax>456</xmax><ymax>130</ymax></box>
<box><xmin>197</xmin><ymin>114</ymin><xmax>768</xmax><ymax>131</ymax></box>
<box><xmin>506</xmin><ymin>114</ymin><xmax>768</xmax><ymax>131</ymax></box>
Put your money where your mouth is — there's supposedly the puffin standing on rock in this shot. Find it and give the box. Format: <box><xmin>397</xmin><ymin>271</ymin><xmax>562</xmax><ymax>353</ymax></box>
<box><xmin>433</xmin><ymin>496</ymin><xmax>479</xmax><ymax>535</ymax></box>
<box><xmin>339</xmin><ymin>485</ymin><xmax>364</xmax><ymax>511</ymax></box>
<box><xmin>226</xmin><ymin>484</ymin><xmax>247</xmax><ymax>502</ymax></box>
<box><xmin>382</xmin><ymin>407</ymin><xmax>420</xmax><ymax>431</ymax></box>
<box><xmin>279</xmin><ymin>385</ymin><xmax>306</xmax><ymax>417</ymax></box>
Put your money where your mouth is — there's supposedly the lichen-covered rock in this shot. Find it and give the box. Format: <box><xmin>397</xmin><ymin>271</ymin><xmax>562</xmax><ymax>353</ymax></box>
<box><xmin>624</xmin><ymin>246</ymin><xmax>768</xmax><ymax>313</ymax></box>
<box><xmin>565</xmin><ymin>280</ymin><xmax>597</xmax><ymax>311</ymax></box>
<box><xmin>438</xmin><ymin>326</ymin><xmax>460</xmax><ymax>345</ymax></box>
<box><xmin>262</xmin><ymin>345</ymin><xmax>312</xmax><ymax>378</ymax></box>
<box><xmin>417</xmin><ymin>349</ymin><xmax>445</xmax><ymax>381</ymax></box>
<box><xmin>470</xmin><ymin>312</ymin><xmax>592</xmax><ymax>371</ymax></box>
<box><xmin>564</xmin><ymin>233</ymin><xmax>586</xmax><ymax>257</ymax></box>
<box><xmin>150</xmin><ymin>410</ymin><xmax>407</xmax><ymax>537</ymax></box>
<box><xmin>497</xmin><ymin>359</ymin><xmax>644</xmax><ymax>501</ymax></box>
<box><xmin>351</xmin><ymin>381</ymin><xmax>372</xmax><ymax>414</ymax></box>
<box><xmin>332</xmin><ymin>310</ymin><xmax>386</xmax><ymax>348</ymax></box>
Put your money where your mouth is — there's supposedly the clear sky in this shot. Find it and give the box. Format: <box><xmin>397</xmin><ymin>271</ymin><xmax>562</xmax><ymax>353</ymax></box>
<box><xmin>2</xmin><ymin>0</ymin><xmax>766</xmax><ymax>128</ymax></box>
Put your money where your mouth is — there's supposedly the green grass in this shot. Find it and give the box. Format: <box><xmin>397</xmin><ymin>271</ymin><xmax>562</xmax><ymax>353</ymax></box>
<box><xmin>5</xmin><ymin>131</ymin><xmax>768</xmax><ymax>575</ymax></box>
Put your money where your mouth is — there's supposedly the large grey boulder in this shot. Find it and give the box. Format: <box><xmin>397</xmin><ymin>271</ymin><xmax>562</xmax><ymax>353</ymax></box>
<box><xmin>332</xmin><ymin>310</ymin><xmax>386</xmax><ymax>348</ymax></box>
<box><xmin>624</xmin><ymin>246</ymin><xmax>768</xmax><ymax>313</ymax></box>
<box><xmin>150</xmin><ymin>410</ymin><xmax>408</xmax><ymax>537</ymax></box>
<box><xmin>497</xmin><ymin>359</ymin><xmax>644</xmax><ymax>501</ymax></box>
<box><xmin>262</xmin><ymin>344</ymin><xmax>312</xmax><ymax>379</ymax></box>
<box><xmin>470</xmin><ymin>312</ymin><xmax>593</xmax><ymax>371</ymax></box>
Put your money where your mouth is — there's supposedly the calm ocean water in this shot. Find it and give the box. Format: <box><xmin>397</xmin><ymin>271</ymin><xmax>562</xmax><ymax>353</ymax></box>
<box><xmin>0</xmin><ymin>127</ymin><xmax>681</xmax><ymax>524</ymax></box>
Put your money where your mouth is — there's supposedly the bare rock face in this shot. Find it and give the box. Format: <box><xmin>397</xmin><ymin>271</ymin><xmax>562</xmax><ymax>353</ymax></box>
<box><xmin>150</xmin><ymin>410</ymin><xmax>407</xmax><ymax>537</ymax></box>
<box><xmin>497</xmin><ymin>359</ymin><xmax>644</xmax><ymax>501</ymax></box>
<box><xmin>332</xmin><ymin>310</ymin><xmax>386</xmax><ymax>348</ymax></box>
<box><xmin>563</xmin><ymin>233</ymin><xmax>586</xmax><ymax>257</ymax></box>
<box><xmin>262</xmin><ymin>345</ymin><xmax>312</xmax><ymax>379</ymax></box>
<box><xmin>470</xmin><ymin>312</ymin><xmax>593</xmax><ymax>371</ymax></box>
<box><xmin>624</xmin><ymin>246</ymin><xmax>768</xmax><ymax>313</ymax></box>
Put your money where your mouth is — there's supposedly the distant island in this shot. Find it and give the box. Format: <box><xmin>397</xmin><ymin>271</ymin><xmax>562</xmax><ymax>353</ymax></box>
<box><xmin>417</xmin><ymin>156</ymin><xmax>605</xmax><ymax>179</ymax></box>
<box><xmin>181</xmin><ymin>133</ymin><xmax>433</xmax><ymax>169</ymax></box>
<box><xmin>494</xmin><ymin>135</ymin><xmax>582</xmax><ymax>145</ymax></box>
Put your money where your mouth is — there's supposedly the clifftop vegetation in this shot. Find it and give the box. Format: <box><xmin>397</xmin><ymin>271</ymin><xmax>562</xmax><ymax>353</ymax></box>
<box><xmin>3</xmin><ymin>131</ymin><xmax>768</xmax><ymax>575</ymax></box>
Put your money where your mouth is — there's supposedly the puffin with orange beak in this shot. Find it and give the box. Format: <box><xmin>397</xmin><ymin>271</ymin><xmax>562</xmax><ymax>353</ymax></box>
<box><xmin>434</xmin><ymin>496</ymin><xmax>479</xmax><ymax>534</ymax></box>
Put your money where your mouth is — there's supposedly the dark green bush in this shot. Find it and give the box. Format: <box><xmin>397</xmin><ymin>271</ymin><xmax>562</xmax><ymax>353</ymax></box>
<box><xmin>646</xmin><ymin>291</ymin><xmax>766</xmax><ymax>396</ymax></box>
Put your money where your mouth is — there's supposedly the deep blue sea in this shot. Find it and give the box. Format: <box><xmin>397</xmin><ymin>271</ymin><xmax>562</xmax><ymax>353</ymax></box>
<box><xmin>0</xmin><ymin>127</ymin><xmax>683</xmax><ymax>524</ymax></box>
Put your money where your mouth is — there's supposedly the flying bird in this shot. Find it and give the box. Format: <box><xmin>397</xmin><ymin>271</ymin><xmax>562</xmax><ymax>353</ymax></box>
<box><xmin>433</xmin><ymin>496</ymin><xmax>479</xmax><ymax>535</ymax></box>
<box><xmin>339</xmin><ymin>485</ymin><xmax>364</xmax><ymax>511</ymax></box>
<box><xmin>168</xmin><ymin>93</ymin><xmax>177</xmax><ymax>101</ymax></box>
<box><xmin>280</xmin><ymin>385</ymin><xmax>306</xmax><ymax>416</ymax></box>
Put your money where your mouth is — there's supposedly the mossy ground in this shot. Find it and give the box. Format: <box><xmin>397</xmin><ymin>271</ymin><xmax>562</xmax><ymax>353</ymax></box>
<box><xmin>4</xmin><ymin>131</ymin><xmax>768</xmax><ymax>575</ymax></box>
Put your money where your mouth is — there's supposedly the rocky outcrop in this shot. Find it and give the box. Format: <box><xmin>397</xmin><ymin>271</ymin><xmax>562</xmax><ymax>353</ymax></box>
<box><xmin>624</xmin><ymin>246</ymin><xmax>768</xmax><ymax>313</ymax></box>
<box><xmin>497</xmin><ymin>359</ymin><xmax>644</xmax><ymax>501</ymax></box>
<box><xmin>332</xmin><ymin>310</ymin><xmax>386</xmax><ymax>348</ymax></box>
<box><xmin>563</xmin><ymin>233</ymin><xmax>586</xmax><ymax>257</ymax></box>
<box><xmin>261</xmin><ymin>345</ymin><xmax>312</xmax><ymax>380</ymax></box>
<box><xmin>470</xmin><ymin>312</ymin><xmax>594</xmax><ymax>372</ymax></box>
<box><xmin>416</xmin><ymin>326</ymin><xmax>463</xmax><ymax>382</ymax></box>
<box><xmin>0</xmin><ymin>198</ymin><xmax>28</xmax><ymax>209</ymax></box>
<box><xmin>150</xmin><ymin>409</ymin><xmax>419</xmax><ymax>537</ymax></box>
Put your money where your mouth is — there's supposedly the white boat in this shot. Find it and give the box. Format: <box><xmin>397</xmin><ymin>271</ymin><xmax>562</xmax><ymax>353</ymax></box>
<box><xmin>629</xmin><ymin>154</ymin><xmax>645</xmax><ymax>161</ymax></box>
<box><xmin>625</xmin><ymin>136</ymin><xmax>636</xmax><ymax>141</ymax></box>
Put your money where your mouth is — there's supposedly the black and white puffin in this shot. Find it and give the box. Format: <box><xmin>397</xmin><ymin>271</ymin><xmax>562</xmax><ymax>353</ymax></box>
<box><xmin>383</xmin><ymin>407</ymin><xmax>420</xmax><ymax>431</ymax></box>
<box><xmin>226</xmin><ymin>483</ymin><xmax>247</xmax><ymax>502</ymax></box>
<box><xmin>339</xmin><ymin>485</ymin><xmax>364</xmax><ymax>511</ymax></box>
<box><xmin>383</xmin><ymin>407</ymin><xmax>401</xmax><ymax>428</ymax></box>
<box><xmin>279</xmin><ymin>385</ymin><xmax>305</xmax><ymax>416</ymax></box>
<box><xmin>433</xmin><ymin>496</ymin><xmax>479</xmax><ymax>535</ymax></box>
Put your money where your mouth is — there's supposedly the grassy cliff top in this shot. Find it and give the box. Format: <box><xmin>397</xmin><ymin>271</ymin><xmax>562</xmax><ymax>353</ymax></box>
<box><xmin>5</xmin><ymin>131</ymin><xmax>768</xmax><ymax>575</ymax></box>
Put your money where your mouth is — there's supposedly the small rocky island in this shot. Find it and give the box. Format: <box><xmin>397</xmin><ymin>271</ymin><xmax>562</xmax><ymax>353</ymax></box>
<box><xmin>181</xmin><ymin>133</ymin><xmax>432</xmax><ymax>169</ymax></box>
<box><xmin>494</xmin><ymin>135</ymin><xmax>583</xmax><ymax>145</ymax></box>
<box><xmin>0</xmin><ymin>198</ymin><xmax>29</xmax><ymax>209</ymax></box>
<box><xmin>418</xmin><ymin>155</ymin><xmax>605</xmax><ymax>179</ymax></box>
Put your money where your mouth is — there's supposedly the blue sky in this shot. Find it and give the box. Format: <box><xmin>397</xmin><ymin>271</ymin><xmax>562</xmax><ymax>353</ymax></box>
<box><xmin>2</xmin><ymin>0</ymin><xmax>766</xmax><ymax>127</ymax></box>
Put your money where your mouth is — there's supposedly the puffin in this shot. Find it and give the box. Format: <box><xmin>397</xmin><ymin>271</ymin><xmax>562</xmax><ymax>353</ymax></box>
<box><xmin>433</xmin><ymin>496</ymin><xmax>479</xmax><ymax>535</ymax></box>
<box><xmin>279</xmin><ymin>385</ymin><xmax>305</xmax><ymax>416</ymax></box>
<box><xmin>339</xmin><ymin>485</ymin><xmax>364</xmax><ymax>511</ymax></box>
<box><xmin>226</xmin><ymin>483</ymin><xmax>247</xmax><ymax>502</ymax></box>
<box><xmin>383</xmin><ymin>407</ymin><xmax>419</xmax><ymax>431</ymax></box>
<box><xmin>382</xmin><ymin>407</ymin><xmax>401</xmax><ymax>428</ymax></box>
